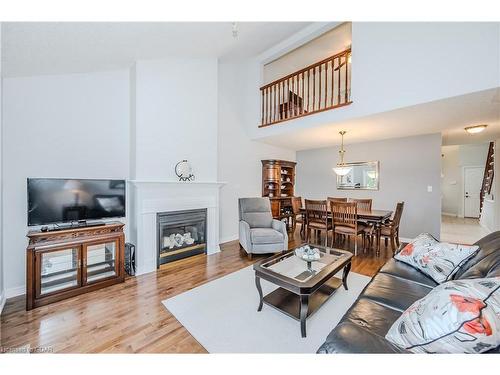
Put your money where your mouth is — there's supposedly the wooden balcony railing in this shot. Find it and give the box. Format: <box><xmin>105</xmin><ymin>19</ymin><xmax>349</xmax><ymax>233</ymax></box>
<box><xmin>259</xmin><ymin>48</ymin><xmax>352</xmax><ymax>127</ymax></box>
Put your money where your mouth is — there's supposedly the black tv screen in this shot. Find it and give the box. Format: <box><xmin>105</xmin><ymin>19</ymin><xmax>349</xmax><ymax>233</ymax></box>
<box><xmin>27</xmin><ymin>178</ymin><xmax>126</xmax><ymax>226</ymax></box>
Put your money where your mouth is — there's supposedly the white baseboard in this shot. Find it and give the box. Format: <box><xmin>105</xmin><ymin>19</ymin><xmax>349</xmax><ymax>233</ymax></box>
<box><xmin>0</xmin><ymin>291</ymin><xmax>6</xmax><ymax>315</ymax></box>
<box><xmin>6</xmin><ymin>285</ymin><xmax>25</xmax><ymax>299</ymax></box>
<box><xmin>219</xmin><ymin>234</ymin><xmax>239</xmax><ymax>245</ymax></box>
<box><xmin>442</xmin><ymin>212</ymin><xmax>458</xmax><ymax>217</ymax></box>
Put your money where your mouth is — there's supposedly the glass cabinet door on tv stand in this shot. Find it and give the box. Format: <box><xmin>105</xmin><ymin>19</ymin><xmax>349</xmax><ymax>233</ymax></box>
<box><xmin>35</xmin><ymin>246</ymin><xmax>82</xmax><ymax>298</ymax></box>
<box><xmin>83</xmin><ymin>239</ymin><xmax>120</xmax><ymax>284</ymax></box>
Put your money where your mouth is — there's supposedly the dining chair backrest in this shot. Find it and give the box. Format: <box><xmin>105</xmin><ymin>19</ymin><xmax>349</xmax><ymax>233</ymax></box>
<box><xmin>291</xmin><ymin>196</ymin><xmax>303</xmax><ymax>215</ymax></box>
<box><xmin>331</xmin><ymin>201</ymin><xmax>358</xmax><ymax>230</ymax></box>
<box><xmin>305</xmin><ymin>199</ymin><xmax>328</xmax><ymax>226</ymax></box>
<box><xmin>327</xmin><ymin>197</ymin><xmax>347</xmax><ymax>212</ymax></box>
<box><xmin>392</xmin><ymin>201</ymin><xmax>405</xmax><ymax>228</ymax></box>
<box><xmin>327</xmin><ymin>197</ymin><xmax>348</xmax><ymax>203</ymax></box>
<box><xmin>349</xmin><ymin>198</ymin><xmax>372</xmax><ymax>212</ymax></box>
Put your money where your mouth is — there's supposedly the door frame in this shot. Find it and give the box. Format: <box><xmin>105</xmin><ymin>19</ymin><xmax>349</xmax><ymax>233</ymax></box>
<box><xmin>461</xmin><ymin>165</ymin><xmax>484</xmax><ymax>218</ymax></box>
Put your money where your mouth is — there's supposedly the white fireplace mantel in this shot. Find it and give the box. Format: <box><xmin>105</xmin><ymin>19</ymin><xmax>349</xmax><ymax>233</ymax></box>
<box><xmin>128</xmin><ymin>180</ymin><xmax>226</xmax><ymax>275</ymax></box>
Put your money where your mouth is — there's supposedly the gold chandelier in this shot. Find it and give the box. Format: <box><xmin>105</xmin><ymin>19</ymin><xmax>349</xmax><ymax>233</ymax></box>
<box><xmin>333</xmin><ymin>131</ymin><xmax>351</xmax><ymax>176</ymax></box>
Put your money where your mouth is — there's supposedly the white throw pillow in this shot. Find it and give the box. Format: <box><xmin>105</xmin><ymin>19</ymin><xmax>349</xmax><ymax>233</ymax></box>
<box><xmin>395</xmin><ymin>233</ymin><xmax>479</xmax><ymax>283</ymax></box>
<box><xmin>386</xmin><ymin>277</ymin><xmax>500</xmax><ymax>353</ymax></box>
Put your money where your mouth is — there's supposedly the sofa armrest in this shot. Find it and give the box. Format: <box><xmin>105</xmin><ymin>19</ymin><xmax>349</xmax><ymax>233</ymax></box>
<box><xmin>272</xmin><ymin>219</ymin><xmax>288</xmax><ymax>250</ymax></box>
<box><xmin>239</xmin><ymin>220</ymin><xmax>252</xmax><ymax>252</ymax></box>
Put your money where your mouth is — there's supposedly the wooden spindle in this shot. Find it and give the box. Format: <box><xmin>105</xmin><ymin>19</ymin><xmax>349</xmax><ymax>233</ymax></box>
<box><xmin>324</xmin><ymin>63</ymin><xmax>328</xmax><ymax>109</ymax></box>
<box><xmin>271</xmin><ymin>85</ymin><xmax>276</xmax><ymax>122</ymax></box>
<box><xmin>313</xmin><ymin>67</ymin><xmax>316</xmax><ymax>111</ymax></box>
<box><xmin>345</xmin><ymin>52</ymin><xmax>349</xmax><ymax>103</ymax></box>
<box><xmin>331</xmin><ymin>59</ymin><xmax>334</xmax><ymax>107</ymax></box>
<box><xmin>318</xmin><ymin>65</ymin><xmax>322</xmax><ymax>110</ymax></box>
<box><xmin>337</xmin><ymin>57</ymin><xmax>341</xmax><ymax>105</ymax></box>
<box><xmin>278</xmin><ymin>82</ymin><xmax>283</xmax><ymax>120</ymax></box>
<box><xmin>286</xmin><ymin>78</ymin><xmax>290</xmax><ymax>118</ymax></box>
<box><xmin>268</xmin><ymin>87</ymin><xmax>271</xmax><ymax>124</ymax></box>
<box><xmin>261</xmin><ymin>89</ymin><xmax>264</xmax><ymax>125</ymax></box>
<box><xmin>301</xmin><ymin>72</ymin><xmax>305</xmax><ymax>114</ymax></box>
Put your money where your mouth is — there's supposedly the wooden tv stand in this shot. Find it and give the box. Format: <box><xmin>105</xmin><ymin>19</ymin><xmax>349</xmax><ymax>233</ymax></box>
<box><xmin>26</xmin><ymin>222</ymin><xmax>125</xmax><ymax>310</ymax></box>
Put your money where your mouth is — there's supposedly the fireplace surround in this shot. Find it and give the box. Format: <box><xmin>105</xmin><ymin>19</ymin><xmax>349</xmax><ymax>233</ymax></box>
<box><xmin>128</xmin><ymin>180</ymin><xmax>225</xmax><ymax>276</ymax></box>
<box><xmin>157</xmin><ymin>209</ymin><xmax>207</xmax><ymax>266</ymax></box>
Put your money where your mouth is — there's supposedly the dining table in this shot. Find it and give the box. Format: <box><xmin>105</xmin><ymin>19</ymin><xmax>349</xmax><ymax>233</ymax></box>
<box><xmin>299</xmin><ymin>208</ymin><xmax>393</xmax><ymax>255</ymax></box>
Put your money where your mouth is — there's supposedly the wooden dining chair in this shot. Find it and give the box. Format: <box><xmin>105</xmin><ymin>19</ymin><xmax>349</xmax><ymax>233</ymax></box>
<box><xmin>327</xmin><ymin>197</ymin><xmax>348</xmax><ymax>205</ymax></box>
<box><xmin>349</xmin><ymin>198</ymin><xmax>372</xmax><ymax>211</ymax></box>
<box><xmin>304</xmin><ymin>199</ymin><xmax>332</xmax><ymax>247</ymax></box>
<box><xmin>349</xmin><ymin>198</ymin><xmax>374</xmax><ymax>248</ymax></box>
<box><xmin>380</xmin><ymin>202</ymin><xmax>404</xmax><ymax>252</ymax></box>
<box><xmin>291</xmin><ymin>196</ymin><xmax>305</xmax><ymax>237</ymax></box>
<box><xmin>330</xmin><ymin>201</ymin><xmax>366</xmax><ymax>256</ymax></box>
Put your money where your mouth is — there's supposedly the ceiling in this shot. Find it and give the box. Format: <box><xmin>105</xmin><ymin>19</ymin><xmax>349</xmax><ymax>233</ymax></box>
<box><xmin>1</xmin><ymin>22</ymin><xmax>312</xmax><ymax>77</ymax></box>
<box><xmin>256</xmin><ymin>88</ymin><xmax>500</xmax><ymax>150</ymax></box>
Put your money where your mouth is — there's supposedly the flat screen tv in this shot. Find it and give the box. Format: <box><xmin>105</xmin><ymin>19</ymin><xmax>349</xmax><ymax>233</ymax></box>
<box><xmin>27</xmin><ymin>178</ymin><xmax>126</xmax><ymax>226</ymax></box>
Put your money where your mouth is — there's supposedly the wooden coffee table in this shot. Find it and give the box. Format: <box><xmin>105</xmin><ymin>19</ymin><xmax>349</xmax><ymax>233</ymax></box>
<box><xmin>253</xmin><ymin>244</ymin><xmax>352</xmax><ymax>338</ymax></box>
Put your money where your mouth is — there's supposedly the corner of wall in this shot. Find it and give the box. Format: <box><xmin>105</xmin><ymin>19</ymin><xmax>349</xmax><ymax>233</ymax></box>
<box><xmin>0</xmin><ymin>22</ymin><xmax>4</xmax><ymax>314</ymax></box>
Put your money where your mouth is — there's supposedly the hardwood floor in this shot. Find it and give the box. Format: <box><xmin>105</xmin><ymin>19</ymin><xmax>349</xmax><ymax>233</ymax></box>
<box><xmin>0</xmin><ymin>228</ymin><xmax>392</xmax><ymax>353</ymax></box>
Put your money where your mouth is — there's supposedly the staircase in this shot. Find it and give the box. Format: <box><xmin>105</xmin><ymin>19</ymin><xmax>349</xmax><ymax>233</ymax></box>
<box><xmin>480</xmin><ymin>141</ymin><xmax>495</xmax><ymax>216</ymax></box>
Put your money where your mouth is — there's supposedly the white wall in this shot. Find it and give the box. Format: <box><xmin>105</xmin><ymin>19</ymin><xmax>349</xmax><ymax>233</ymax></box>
<box><xmin>133</xmin><ymin>58</ymin><xmax>218</xmax><ymax>181</ymax></box>
<box><xmin>263</xmin><ymin>22</ymin><xmax>351</xmax><ymax>84</ymax></box>
<box><xmin>441</xmin><ymin>145</ymin><xmax>460</xmax><ymax>216</ymax></box>
<box><xmin>296</xmin><ymin>133</ymin><xmax>442</xmax><ymax>239</ymax></box>
<box><xmin>441</xmin><ymin>143</ymin><xmax>489</xmax><ymax>217</ymax></box>
<box><xmin>0</xmin><ymin>24</ymin><xmax>5</xmax><ymax>312</ymax></box>
<box><xmin>218</xmin><ymin>62</ymin><xmax>296</xmax><ymax>242</ymax></box>
<box><xmin>2</xmin><ymin>70</ymin><xmax>130</xmax><ymax>295</ymax></box>
<box><xmin>251</xmin><ymin>22</ymin><xmax>500</xmax><ymax>140</ymax></box>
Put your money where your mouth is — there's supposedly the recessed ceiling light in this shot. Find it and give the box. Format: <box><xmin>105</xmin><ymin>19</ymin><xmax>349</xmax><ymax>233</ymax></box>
<box><xmin>465</xmin><ymin>124</ymin><xmax>488</xmax><ymax>134</ymax></box>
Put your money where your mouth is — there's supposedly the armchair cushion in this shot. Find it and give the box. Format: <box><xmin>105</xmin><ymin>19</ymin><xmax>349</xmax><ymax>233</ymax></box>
<box><xmin>239</xmin><ymin>198</ymin><xmax>273</xmax><ymax>228</ymax></box>
<box><xmin>250</xmin><ymin>228</ymin><xmax>284</xmax><ymax>244</ymax></box>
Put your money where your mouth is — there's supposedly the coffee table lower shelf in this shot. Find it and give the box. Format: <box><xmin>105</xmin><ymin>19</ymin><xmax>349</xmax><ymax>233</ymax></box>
<box><xmin>262</xmin><ymin>276</ymin><xmax>343</xmax><ymax>322</ymax></box>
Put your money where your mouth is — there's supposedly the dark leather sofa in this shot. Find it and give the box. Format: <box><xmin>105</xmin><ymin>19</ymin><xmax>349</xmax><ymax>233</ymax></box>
<box><xmin>317</xmin><ymin>231</ymin><xmax>500</xmax><ymax>353</ymax></box>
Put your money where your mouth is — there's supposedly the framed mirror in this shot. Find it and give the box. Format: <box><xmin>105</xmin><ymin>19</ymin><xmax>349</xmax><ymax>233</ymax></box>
<box><xmin>336</xmin><ymin>161</ymin><xmax>379</xmax><ymax>190</ymax></box>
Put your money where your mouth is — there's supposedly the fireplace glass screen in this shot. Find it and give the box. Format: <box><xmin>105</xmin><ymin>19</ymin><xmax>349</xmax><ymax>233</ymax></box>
<box><xmin>157</xmin><ymin>209</ymin><xmax>207</xmax><ymax>266</ymax></box>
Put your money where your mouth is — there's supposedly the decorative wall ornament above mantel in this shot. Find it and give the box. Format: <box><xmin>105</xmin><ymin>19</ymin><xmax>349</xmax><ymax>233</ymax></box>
<box><xmin>175</xmin><ymin>160</ymin><xmax>195</xmax><ymax>182</ymax></box>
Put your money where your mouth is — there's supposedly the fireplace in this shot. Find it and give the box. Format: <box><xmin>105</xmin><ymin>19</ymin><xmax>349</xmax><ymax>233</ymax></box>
<box><xmin>157</xmin><ymin>208</ymin><xmax>207</xmax><ymax>266</ymax></box>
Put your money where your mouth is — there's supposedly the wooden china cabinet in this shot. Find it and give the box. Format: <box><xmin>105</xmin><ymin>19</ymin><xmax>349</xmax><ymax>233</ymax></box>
<box><xmin>26</xmin><ymin>222</ymin><xmax>125</xmax><ymax>310</ymax></box>
<box><xmin>261</xmin><ymin>160</ymin><xmax>297</xmax><ymax>220</ymax></box>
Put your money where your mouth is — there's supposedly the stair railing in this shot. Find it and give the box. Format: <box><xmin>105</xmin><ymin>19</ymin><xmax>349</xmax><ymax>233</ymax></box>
<box><xmin>480</xmin><ymin>141</ymin><xmax>495</xmax><ymax>216</ymax></box>
<box><xmin>259</xmin><ymin>48</ymin><xmax>352</xmax><ymax>127</ymax></box>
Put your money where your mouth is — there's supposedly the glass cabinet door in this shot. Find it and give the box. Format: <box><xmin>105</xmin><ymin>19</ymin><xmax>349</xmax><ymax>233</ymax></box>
<box><xmin>83</xmin><ymin>240</ymin><xmax>118</xmax><ymax>284</ymax></box>
<box><xmin>36</xmin><ymin>247</ymin><xmax>80</xmax><ymax>297</ymax></box>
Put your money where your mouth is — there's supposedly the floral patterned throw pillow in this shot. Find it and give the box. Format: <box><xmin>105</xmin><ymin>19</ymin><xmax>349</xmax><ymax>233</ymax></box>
<box><xmin>386</xmin><ymin>277</ymin><xmax>500</xmax><ymax>353</ymax></box>
<box><xmin>395</xmin><ymin>233</ymin><xmax>479</xmax><ymax>283</ymax></box>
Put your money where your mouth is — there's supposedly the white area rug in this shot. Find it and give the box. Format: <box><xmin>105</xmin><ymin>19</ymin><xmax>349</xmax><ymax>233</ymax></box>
<box><xmin>162</xmin><ymin>265</ymin><xmax>371</xmax><ymax>353</ymax></box>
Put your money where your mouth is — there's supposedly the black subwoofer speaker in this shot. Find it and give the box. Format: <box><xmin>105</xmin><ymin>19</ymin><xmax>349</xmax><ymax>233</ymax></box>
<box><xmin>125</xmin><ymin>242</ymin><xmax>136</xmax><ymax>276</ymax></box>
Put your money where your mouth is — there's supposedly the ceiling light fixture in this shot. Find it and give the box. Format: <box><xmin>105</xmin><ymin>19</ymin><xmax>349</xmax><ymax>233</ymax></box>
<box><xmin>333</xmin><ymin>131</ymin><xmax>352</xmax><ymax>176</ymax></box>
<box><xmin>465</xmin><ymin>124</ymin><xmax>488</xmax><ymax>134</ymax></box>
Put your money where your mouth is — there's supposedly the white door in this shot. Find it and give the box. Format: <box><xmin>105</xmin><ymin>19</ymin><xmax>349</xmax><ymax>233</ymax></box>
<box><xmin>464</xmin><ymin>167</ymin><xmax>483</xmax><ymax>218</ymax></box>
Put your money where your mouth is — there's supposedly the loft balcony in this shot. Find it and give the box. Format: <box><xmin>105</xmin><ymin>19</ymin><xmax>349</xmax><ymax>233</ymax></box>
<box><xmin>259</xmin><ymin>48</ymin><xmax>352</xmax><ymax>127</ymax></box>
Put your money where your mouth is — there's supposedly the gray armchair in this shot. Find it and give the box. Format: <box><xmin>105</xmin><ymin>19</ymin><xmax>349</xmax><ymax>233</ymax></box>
<box><xmin>238</xmin><ymin>197</ymin><xmax>288</xmax><ymax>259</ymax></box>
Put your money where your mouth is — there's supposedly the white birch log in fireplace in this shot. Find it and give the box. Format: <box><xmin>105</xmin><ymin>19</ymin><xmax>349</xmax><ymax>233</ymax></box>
<box><xmin>163</xmin><ymin>233</ymin><xmax>196</xmax><ymax>249</ymax></box>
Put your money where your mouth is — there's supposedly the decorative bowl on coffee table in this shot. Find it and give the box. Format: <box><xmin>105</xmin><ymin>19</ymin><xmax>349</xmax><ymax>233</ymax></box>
<box><xmin>294</xmin><ymin>245</ymin><xmax>321</xmax><ymax>275</ymax></box>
